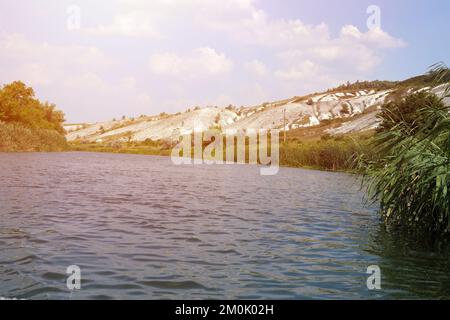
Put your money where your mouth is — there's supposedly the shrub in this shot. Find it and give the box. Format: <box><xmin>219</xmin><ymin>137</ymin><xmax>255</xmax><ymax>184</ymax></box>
<box><xmin>0</xmin><ymin>81</ymin><xmax>67</xmax><ymax>152</ymax></box>
<box><xmin>280</xmin><ymin>137</ymin><xmax>371</xmax><ymax>171</ymax></box>
<box><xmin>377</xmin><ymin>91</ymin><xmax>444</xmax><ymax>134</ymax></box>
<box><xmin>360</xmin><ymin>64</ymin><xmax>450</xmax><ymax>236</ymax></box>
<box><xmin>0</xmin><ymin>81</ymin><xmax>65</xmax><ymax>134</ymax></box>
<box><xmin>0</xmin><ymin>122</ymin><xmax>68</xmax><ymax>152</ymax></box>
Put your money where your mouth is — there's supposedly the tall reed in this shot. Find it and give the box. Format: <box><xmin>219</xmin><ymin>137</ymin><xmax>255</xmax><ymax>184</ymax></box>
<box><xmin>360</xmin><ymin>63</ymin><xmax>450</xmax><ymax>236</ymax></box>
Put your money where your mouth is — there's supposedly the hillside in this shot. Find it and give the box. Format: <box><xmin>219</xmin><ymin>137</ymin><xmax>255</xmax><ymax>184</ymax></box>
<box><xmin>65</xmin><ymin>77</ymin><xmax>450</xmax><ymax>144</ymax></box>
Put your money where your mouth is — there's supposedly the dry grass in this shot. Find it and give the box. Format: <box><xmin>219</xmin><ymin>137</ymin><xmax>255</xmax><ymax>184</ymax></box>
<box><xmin>0</xmin><ymin>122</ymin><xmax>68</xmax><ymax>152</ymax></box>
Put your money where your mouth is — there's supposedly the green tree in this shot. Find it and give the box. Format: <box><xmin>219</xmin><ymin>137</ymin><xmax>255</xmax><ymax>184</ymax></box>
<box><xmin>0</xmin><ymin>81</ymin><xmax>65</xmax><ymax>133</ymax></box>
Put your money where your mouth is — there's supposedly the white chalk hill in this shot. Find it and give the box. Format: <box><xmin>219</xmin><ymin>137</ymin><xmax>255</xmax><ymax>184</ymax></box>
<box><xmin>65</xmin><ymin>84</ymin><xmax>448</xmax><ymax>143</ymax></box>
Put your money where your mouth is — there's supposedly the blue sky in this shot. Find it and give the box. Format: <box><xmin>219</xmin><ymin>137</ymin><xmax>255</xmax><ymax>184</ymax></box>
<box><xmin>0</xmin><ymin>0</ymin><xmax>448</xmax><ymax>122</ymax></box>
<box><xmin>261</xmin><ymin>0</ymin><xmax>450</xmax><ymax>78</ymax></box>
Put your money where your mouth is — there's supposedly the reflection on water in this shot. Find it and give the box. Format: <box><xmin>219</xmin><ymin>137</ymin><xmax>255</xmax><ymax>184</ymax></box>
<box><xmin>364</xmin><ymin>227</ymin><xmax>450</xmax><ymax>299</ymax></box>
<box><xmin>0</xmin><ymin>152</ymin><xmax>449</xmax><ymax>299</ymax></box>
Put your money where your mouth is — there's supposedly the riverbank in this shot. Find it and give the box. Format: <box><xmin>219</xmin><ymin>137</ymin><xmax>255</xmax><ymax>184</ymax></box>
<box><xmin>69</xmin><ymin>131</ymin><xmax>373</xmax><ymax>172</ymax></box>
<box><xmin>0</xmin><ymin>122</ymin><xmax>68</xmax><ymax>152</ymax></box>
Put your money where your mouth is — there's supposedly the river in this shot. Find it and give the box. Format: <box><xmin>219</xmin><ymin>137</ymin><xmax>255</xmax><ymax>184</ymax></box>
<box><xmin>1</xmin><ymin>152</ymin><xmax>449</xmax><ymax>299</ymax></box>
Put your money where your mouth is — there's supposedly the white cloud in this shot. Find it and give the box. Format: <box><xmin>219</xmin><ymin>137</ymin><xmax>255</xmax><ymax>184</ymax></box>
<box><xmin>0</xmin><ymin>33</ymin><xmax>153</xmax><ymax>122</ymax></box>
<box><xmin>0</xmin><ymin>1</ymin><xmax>408</xmax><ymax>120</ymax></box>
<box><xmin>120</xmin><ymin>76</ymin><xmax>137</xmax><ymax>90</ymax></box>
<box><xmin>148</xmin><ymin>47</ymin><xmax>233</xmax><ymax>77</ymax></box>
<box><xmin>136</xmin><ymin>93</ymin><xmax>152</xmax><ymax>106</ymax></box>
<box><xmin>0</xmin><ymin>33</ymin><xmax>114</xmax><ymax>88</ymax></box>
<box><xmin>275</xmin><ymin>60</ymin><xmax>320</xmax><ymax>81</ymax></box>
<box><xmin>88</xmin><ymin>0</ymin><xmax>256</xmax><ymax>38</ymax></box>
<box><xmin>244</xmin><ymin>59</ymin><xmax>268</xmax><ymax>76</ymax></box>
<box><xmin>340</xmin><ymin>25</ymin><xmax>406</xmax><ymax>48</ymax></box>
<box><xmin>91</xmin><ymin>0</ymin><xmax>405</xmax><ymax>92</ymax></box>
<box><xmin>63</xmin><ymin>72</ymin><xmax>109</xmax><ymax>92</ymax></box>
<box><xmin>236</xmin><ymin>82</ymin><xmax>270</xmax><ymax>105</ymax></box>
<box><xmin>16</xmin><ymin>63</ymin><xmax>52</xmax><ymax>86</ymax></box>
<box><xmin>340</xmin><ymin>25</ymin><xmax>363</xmax><ymax>39</ymax></box>
<box><xmin>274</xmin><ymin>60</ymin><xmax>343</xmax><ymax>93</ymax></box>
<box><xmin>271</xmin><ymin>23</ymin><xmax>406</xmax><ymax>90</ymax></box>
<box><xmin>88</xmin><ymin>11</ymin><xmax>162</xmax><ymax>38</ymax></box>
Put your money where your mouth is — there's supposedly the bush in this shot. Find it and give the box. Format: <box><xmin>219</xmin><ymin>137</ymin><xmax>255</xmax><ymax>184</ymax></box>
<box><xmin>0</xmin><ymin>81</ymin><xmax>67</xmax><ymax>152</ymax></box>
<box><xmin>0</xmin><ymin>81</ymin><xmax>65</xmax><ymax>134</ymax></box>
<box><xmin>0</xmin><ymin>122</ymin><xmax>68</xmax><ymax>152</ymax></box>
<box><xmin>377</xmin><ymin>91</ymin><xmax>444</xmax><ymax>134</ymax></box>
<box><xmin>360</xmin><ymin>65</ymin><xmax>450</xmax><ymax>236</ymax></box>
<box><xmin>280</xmin><ymin>136</ymin><xmax>372</xmax><ymax>171</ymax></box>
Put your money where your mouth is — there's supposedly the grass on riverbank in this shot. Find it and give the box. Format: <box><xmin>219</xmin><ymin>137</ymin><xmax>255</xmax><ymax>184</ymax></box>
<box><xmin>70</xmin><ymin>131</ymin><xmax>374</xmax><ymax>172</ymax></box>
<box><xmin>280</xmin><ymin>132</ymin><xmax>374</xmax><ymax>171</ymax></box>
<box><xmin>69</xmin><ymin>140</ymin><xmax>172</xmax><ymax>157</ymax></box>
<box><xmin>0</xmin><ymin>122</ymin><xmax>68</xmax><ymax>152</ymax></box>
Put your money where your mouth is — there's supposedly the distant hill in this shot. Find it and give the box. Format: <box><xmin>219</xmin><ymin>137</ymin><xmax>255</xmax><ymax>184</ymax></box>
<box><xmin>65</xmin><ymin>73</ymin><xmax>449</xmax><ymax>144</ymax></box>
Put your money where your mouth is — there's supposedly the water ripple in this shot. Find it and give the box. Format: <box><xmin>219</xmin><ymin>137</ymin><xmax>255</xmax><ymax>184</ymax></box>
<box><xmin>0</xmin><ymin>152</ymin><xmax>449</xmax><ymax>299</ymax></box>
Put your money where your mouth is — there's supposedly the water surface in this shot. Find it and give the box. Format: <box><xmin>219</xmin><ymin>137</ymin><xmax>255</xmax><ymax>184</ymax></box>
<box><xmin>0</xmin><ymin>152</ymin><xmax>449</xmax><ymax>299</ymax></box>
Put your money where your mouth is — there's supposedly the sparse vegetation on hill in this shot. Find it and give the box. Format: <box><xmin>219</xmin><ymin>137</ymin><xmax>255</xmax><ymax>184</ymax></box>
<box><xmin>326</xmin><ymin>80</ymin><xmax>397</xmax><ymax>93</ymax></box>
<box><xmin>395</xmin><ymin>64</ymin><xmax>450</xmax><ymax>89</ymax></box>
<box><xmin>326</xmin><ymin>65</ymin><xmax>450</xmax><ymax>95</ymax></box>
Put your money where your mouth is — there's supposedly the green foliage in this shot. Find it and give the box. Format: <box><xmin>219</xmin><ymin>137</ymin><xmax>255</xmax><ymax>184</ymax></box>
<box><xmin>70</xmin><ymin>139</ymin><xmax>172</xmax><ymax>157</ymax></box>
<box><xmin>326</xmin><ymin>80</ymin><xmax>397</xmax><ymax>93</ymax></box>
<box><xmin>0</xmin><ymin>122</ymin><xmax>68</xmax><ymax>152</ymax></box>
<box><xmin>280</xmin><ymin>135</ymin><xmax>373</xmax><ymax>171</ymax></box>
<box><xmin>143</xmin><ymin>138</ymin><xmax>161</xmax><ymax>147</ymax></box>
<box><xmin>395</xmin><ymin>64</ymin><xmax>450</xmax><ymax>89</ymax></box>
<box><xmin>0</xmin><ymin>81</ymin><xmax>65</xmax><ymax>133</ymax></box>
<box><xmin>0</xmin><ymin>81</ymin><xmax>67</xmax><ymax>151</ymax></box>
<box><xmin>325</xmin><ymin>67</ymin><xmax>450</xmax><ymax>96</ymax></box>
<box><xmin>360</xmin><ymin>63</ymin><xmax>450</xmax><ymax>237</ymax></box>
<box><xmin>377</xmin><ymin>91</ymin><xmax>445</xmax><ymax>134</ymax></box>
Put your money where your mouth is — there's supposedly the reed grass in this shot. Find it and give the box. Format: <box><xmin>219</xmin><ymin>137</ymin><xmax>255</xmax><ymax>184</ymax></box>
<box><xmin>359</xmin><ymin>63</ymin><xmax>450</xmax><ymax>236</ymax></box>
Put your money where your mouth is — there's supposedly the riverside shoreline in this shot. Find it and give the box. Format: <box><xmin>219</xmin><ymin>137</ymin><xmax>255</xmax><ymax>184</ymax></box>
<box><xmin>67</xmin><ymin>143</ymin><xmax>359</xmax><ymax>173</ymax></box>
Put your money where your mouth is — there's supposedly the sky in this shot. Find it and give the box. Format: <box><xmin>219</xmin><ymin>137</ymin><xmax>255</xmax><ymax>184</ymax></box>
<box><xmin>0</xmin><ymin>0</ymin><xmax>449</xmax><ymax>123</ymax></box>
